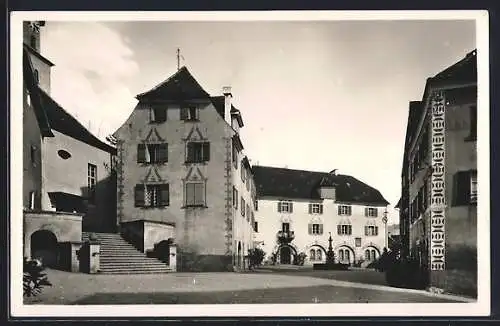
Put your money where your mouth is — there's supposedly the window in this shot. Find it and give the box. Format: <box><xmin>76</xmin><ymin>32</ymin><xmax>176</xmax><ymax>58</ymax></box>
<box><xmin>241</xmin><ymin>197</ymin><xmax>246</xmax><ymax>217</ymax></box>
<box><xmin>309</xmin><ymin>203</ymin><xmax>323</xmax><ymax>214</ymax></box>
<box><xmin>310</xmin><ymin>249</ymin><xmax>316</xmax><ymax>261</ymax></box>
<box><xmin>134</xmin><ymin>184</ymin><xmax>169</xmax><ymax>207</ymax></box>
<box><xmin>87</xmin><ymin>163</ymin><xmax>97</xmax><ymax>202</ymax></box>
<box><xmin>150</xmin><ymin>106</ymin><xmax>167</xmax><ymax>123</ymax></box>
<box><xmin>338</xmin><ymin>205</ymin><xmax>352</xmax><ymax>216</ymax></box>
<box><xmin>453</xmin><ymin>170</ymin><xmax>478</xmax><ymax>206</ymax></box>
<box><xmin>254</xmin><ymin>199</ymin><xmax>258</xmax><ymax>211</ymax></box>
<box><xmin>308</xmin><ymin>223</ymin><xmax>323</xmax><ymax>235</ymax></box>
<box><xmin>471</xmin><ymin>173</ymin><xmax>478</xmax><ymax>204</ymax></box>
<box><xmin>365</xmin><ymin>207</ymin><xmax>378</xmax><ymax>217</ymax></box>
<box><xmin>180</xmin><ymin>106</ymin><xmax>198</xmax><ymax>121</ymax></box>
<box><xmin>241</xmin><ymin>162</ymin><xmax>246</xmax><ymax>183</ymax></box>
<box><xmin>246</xmin><ymin>173</ymin><xmax>251</xmax><ymax>191</ymax></box>
<box><xmin>365</xmin><ymin>249</ymin><xmax>378</xmax><ymax>261</ymax></box>
<box><xmin>246</xmin><ymin>204</ymin><xmax>250</xmax><ymax>222</ymax></box>
<box><xmin>282</xmin><ymin>222</ymin><xmax>290</xmax><ymax>232</ymax></box>
<box><xmin>26</xmin><ymin>90</ymin><xmax>31</xmax><ymax>107</ymax></box>
<box><xmin>337</xmin><ymin>224</ymin><xmax>352</xmax><ymax>235</ymax></box>
<box><xmin>339</xmin><ymin>248</ymin><xmax>350</xmax><ymax>263</ymax></box>
<box><xmin>186</xmin><ymin>142</ymin><xmax>210</xmax><ymax>163</ymax></box>
<box><xmin>468</xmin><ymin>105</ymin><xmax>477</xmax><ymax>141</ymax></box>
<box><xmin>232</xmin><ymin>187</ymin><xmax>238</xmax><ymax>209</ymax></box>
<box><xmin>185</xmin><ymin>182</ymin><xmax>205</xmax><ymax>207</ymax></box>
<box><xmin>277</xmin><ymin>201</ymin><xmax>293</xmax><ymax>213</ymax></box>
<box><xmin>254</xmin><ymin>221</ymin><xmax>258</xmax><ymax>233</ymax></box>
<box><xmin>355</xmin><ymin>237</ymin><xmax>362</xmax><ymax>247</ymax></box>
<box><xmin>34</xmin><ymin>69</ymin><xmax>39</xmax><ymax>84</ymax></box>
<box><xmin>232</xmin><ymin>144</ymin><xmax>238</xmax><ymax>168</ymax></box>
<box><xmin>365</xmin><ymin>225</ymin><xmax>379</xmax><ymax>236</ymax></box>
<box><xmin>316</xmin><ymin>249</ymin><xmax>322</xmax><ymax>260</ymax></box>
<box><xmin>29</xmin><ymin>191</ymin><xmax>36</xmax><ymax>210</ymax></box>
<box><xmin>30</xmin><ymin>145</ymin><xmax>37</xmax><ymax>165</ymax></box>
<box><xmin>137</xmin><ymin>143</ymin><xmax>168</xmax><ymax>164</ymax></box>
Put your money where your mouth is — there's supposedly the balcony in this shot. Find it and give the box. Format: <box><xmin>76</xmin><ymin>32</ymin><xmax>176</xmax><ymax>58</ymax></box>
<box><xmin>277</xmin><ymin>230</ymin><xmax>295</xmax><ymax>244</ymax></box>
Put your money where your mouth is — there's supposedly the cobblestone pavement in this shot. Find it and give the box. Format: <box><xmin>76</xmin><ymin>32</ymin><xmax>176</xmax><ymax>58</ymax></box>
<box><xmin>23</xmin><ymin>269</ymin><xmax>474</xmax><ymax>305</ymax></box>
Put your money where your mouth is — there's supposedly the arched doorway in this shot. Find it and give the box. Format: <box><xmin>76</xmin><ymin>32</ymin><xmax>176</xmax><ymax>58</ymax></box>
<box><xmin>280</xmin><ymin>246</ymin><xmax>292</xmax><ymax>264</ymax></box>
<box><xmin>30</xmin><ymin>230</ymin><xmax>59</xmax><ymax>268</ymax></box>
<box><xmin>338</xmin><ymin>246</ymin><xmax>354</xmax><ymax>265</ymax></box>
<box><xmin>154</xmin><ymin>239</ymin><xmax>173</xmax><ymax>265</ymax></box>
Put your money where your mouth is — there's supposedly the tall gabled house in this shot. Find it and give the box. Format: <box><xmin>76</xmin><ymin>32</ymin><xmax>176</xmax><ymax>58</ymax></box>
<box><xmin>113</xmin><ymin>66</ymin><xmax>255</xmax><ymax>272</ymax></box>
<box><xmin>399</xmin><ymin>49</ymin><xmax>478</xmax><ymax>296</ymax></box>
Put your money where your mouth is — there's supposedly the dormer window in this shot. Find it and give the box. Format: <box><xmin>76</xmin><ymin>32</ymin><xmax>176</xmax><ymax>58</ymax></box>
<box><xmin>181</xmin><ymin>106</ymin><xmax>199</xmax><ymax>121</ymax></box>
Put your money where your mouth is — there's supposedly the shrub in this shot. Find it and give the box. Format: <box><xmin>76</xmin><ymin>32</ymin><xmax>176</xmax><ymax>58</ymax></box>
<box><xmin>23</xmin><ymin>257</ymin><xmax>52</xmax><ymax>297</ymax></box>
<box><xmin>293</xmin><ymin>252</ymin><xmax>307</xmax><ymax>266</ymax></box>
<box><xmin>248</xmin><ymin>248</ymin><xmax>266</xmax><ymax>269</ymax></box>
<box><xmin>383</xmin><ymin>249</ymin><xmax>429</xmax><ymax>290</ymax></box>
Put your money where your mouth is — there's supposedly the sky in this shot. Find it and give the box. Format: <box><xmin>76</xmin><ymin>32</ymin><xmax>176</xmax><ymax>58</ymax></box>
<box><xmin>39</xmin><ymin>19</ymin><xmax>476</xmax><ymax>224</ymax></box>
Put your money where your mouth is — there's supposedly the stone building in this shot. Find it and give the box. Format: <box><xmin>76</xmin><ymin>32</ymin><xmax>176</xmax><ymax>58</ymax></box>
<box><xmin>398</xmin><ymin>49</ymin><xmax>477</xmax><ymax>296</ymax></box>
<box><xmin>252</xmin><ymin>166</ymin><xmax>389</xmax><ymax>267</ymax></box>
<box><xmin>23</xmin><ymin>21</ymin><xmax>116</xmax><ymax>272</ymax></box>
<box><xmin>112</xmin><ymin>66</ymin><xmax>256</xmax><ymax>272</ymax></box>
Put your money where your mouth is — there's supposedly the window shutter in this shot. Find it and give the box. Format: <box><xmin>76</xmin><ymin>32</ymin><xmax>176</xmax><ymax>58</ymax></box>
<box><xmin>319</xmin><ymin>224</ymin><xmax>324</xmax><ymax>235</ymax></box>
<box><xmin>308</xmin><ymin>224</ymin><xmax>312</xmax><ymax>235</ymax></box>
<box><xmin>160</xmin><ymin>184</ymin><xmax>170</xmax><ymax>206</ymax></box>
<box><xmin>186</xmin><ymin>143</ymin><xmax>194</xmax><ymax>162</ymax></box>
<box><xmin>277</xmin><ymin>202</ymin><xmax>281</xmax><ymax>212</ymax></box>
<box><xmin>137</xmin><ymin>144</ymin><xmax>146</xmax><ymax>163</ymax></box>
<box><xmin>134</xmin><ymin>184</ymin><xmax>145</xmax><ymax>207</ymax></box>
<box><xmin>203</xmin><ymin>142</ymin><xmax>210</xmax><ymax>161</ymax></box>
<box><xmin>159</xmin><ymin>143</ymin><xmax>168</xmax><ymax>162</ymax></box>
<box><xmin>365</xmin><ymin>207</ymin><xmax>368</xmax><ymax>217</ymax></box>
<box><xmin>290</xmin><ymin>202</ymin><xmax>294</xmax><ymax>213</ymax></box>
<box><xmin>375</xmin><ymin>226</ymin><xmax>379</xmax><ymax>236</ymax></box>
<box><xmin>454</xmin><ymin>171</ymin><xmax>470</xmax><ymax>206</ymax></box>
<box><xmin>194</xmin><ymin>183</ymin><xmax>205</xmax><ymax>206</ymax></box>
<box><xmin>348</xmin><ymin>206</ymin><xmax>352</xmax><ymax>216</ymax></box>
<box><xmin>337</xmin><ymin>225</ymin><xmax>341</xmax><ymax>235</ymax></box>
<box><xmin>185</xmin><ymin>183</ymin><xmax>195</xmax><ymax>206</ymax></box>
<box><xmin>180</xmin><ymin>107</ymin><xmax>188</xmax><ymax>120</ymax></box>
<box><xmin>338</xmin><ymin>206</ymin><xmax>341</xmax><ymax>215</ymax></box>
<box><xmin>308</xmin><ymin>204</ymin><xmax>312</xmax><ymax>214</ymax></box>
<box><xmin>365</xmin><ymin>226</ymin><xmax>368</xmax><ymax>236</ymax></box>
<box><xmin>348</xmin><ymin>225</ymin><xmax>352</xmax><ymax>235</ymax></box>
<box><xmin>319</xmin><ymin>204</ymin><xmax>323</xmax><ymax>214</ymax></box>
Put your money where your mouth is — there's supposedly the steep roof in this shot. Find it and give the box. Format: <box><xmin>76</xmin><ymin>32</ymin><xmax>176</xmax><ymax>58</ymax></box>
<box><xmin>37</xmin><ymin>88</ymin><xmax>116</xmax><ymax>154</ymax></box>
<box><xmin>431</xmin><ymin>49</ymin><xmax>477</xmax><ymax>85</ymax></box>
<box><xmin>136</xmin><ymin>66</ymin><xmax>211</xmax><ymax>101</ymax></box>
<box><xmin>253</xmin><ymin>165</ymin><xmax>389</xmax><ymax>206</ymax></box>
<box><xmin>210</xmin><ymin>96</ymin><xmax>244</xmax><ymax>127</ymax></box>
<box><xmin>23</xmin><ymin>47</ymin><xmax>53</xmax><ymax>137</ymax></box>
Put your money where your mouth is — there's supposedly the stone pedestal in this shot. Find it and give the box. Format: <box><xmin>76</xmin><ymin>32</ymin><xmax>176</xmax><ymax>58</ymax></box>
<box><xmin>70</xmin><ymin>242</ymin><xmax>82</xmax><ymax>272</ymax></box>
<box><xmin>89</xmin><ymin>242</ymin><xmax>100</xmax><ymax>274</ymax></box>
<box><xmin>169</xmin><ymin>244</ymin><xmax>177</xmax><ymax>272</ymax></box>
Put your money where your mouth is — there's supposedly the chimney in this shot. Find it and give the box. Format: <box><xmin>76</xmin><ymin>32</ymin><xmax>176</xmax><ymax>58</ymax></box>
<box><xmin>223</xmin><ymin>86</ymin><xmax>232</xmax><ymax>124</ymax></box>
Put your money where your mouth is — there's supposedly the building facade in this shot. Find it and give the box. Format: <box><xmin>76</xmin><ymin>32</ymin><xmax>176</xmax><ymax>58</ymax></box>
<box><xmin>399</xmin><ymin>49</ymin><xmax>477</xmax><ymax>296</ymax></box>
<box><xmin>253</xmin><ymin>166</ymin><xmax>389</xmax><ymax>267</ymax></box>
<box><xmin>113</xmin><ymin>67</ymin><xmax>255</xmax><ymax>272</ymax></box>
<box><xmin>23</xmin><ymin>21</ymin><xmax>117</xmax><ymax>271</ymax></box>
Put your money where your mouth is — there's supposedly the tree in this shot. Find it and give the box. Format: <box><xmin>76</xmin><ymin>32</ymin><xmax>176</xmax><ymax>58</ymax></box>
<box><xmin>248</xmin><ymin>248</ymin><xmax>266</xmax><ymax>269</ymax></box>
<box><xmin>23</xmin><ymin>257</ymin><xmax>52</xmax><ymax>297</ymax></box>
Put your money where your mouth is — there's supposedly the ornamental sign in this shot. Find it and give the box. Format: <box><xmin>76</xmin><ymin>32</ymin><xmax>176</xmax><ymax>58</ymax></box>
<box><xmin>430</xmin><ymin>91</ymin><xmax>446</xmax><ymax>271</ymax></box>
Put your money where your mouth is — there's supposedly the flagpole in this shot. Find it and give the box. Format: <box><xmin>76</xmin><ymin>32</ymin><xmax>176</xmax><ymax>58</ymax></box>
<box><xmin>177</xmin><ymin>48</ymin><xmax>180</xmax><ymax>70</ymax></box>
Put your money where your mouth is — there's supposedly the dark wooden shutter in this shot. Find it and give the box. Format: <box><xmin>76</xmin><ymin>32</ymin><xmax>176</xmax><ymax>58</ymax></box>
<box><xmin>337</xmin><ymin>225</ymin><xmax>341</xmax><ymax>235</ymax></box>
<box><xmin>454</xmin><ymin>171</ymin><xmax>470</xmax><ymax>206</ymax></box>
<box><xmin>348</xmin><ymin>206</ymin><xmax>352</xmax><ymax>216</ymax></box>
<box><xmin>158</xmin><ymin>143</ymin><xmax>168</xmax><ymax>162</ymax></box>
<box><xmin>289</xmin><ymin>202</ymin><xmax>294</xmax><ymax>213</ymax></box>
<box><xmin>319</xmin><ymin>204</ymin><xmax>323</xmax><ymax>214</ymax></box>
<box><xmin>308</xmin><ymin>204</ymin><xmax>312</xmax><ymax>214</ymax></box>
<box><xmin>134</xmin><ymin>184</ymin><xmax>145</xmax><ymax>207</ymax></box>
<box><xmin>160</xmin><ymin>184</ymin><xmax>169</xmax><ymax>206</ymax></box>
<box><xmin>308</xmin><ymin>224</ymin><xmax>312</xmax><ymax>235</ymax></box>
<box><xmin>375</xmin><ymin>226</ymin><xmax>379</xmax><ymax>236</ymax></box>
<box><xmin>365</xmin><ymin>207</ymin><xmax>368</xmax><ymax>217</ymax></box>
<box><xmin>180</xmin><ymin>107</ymin><xmax>188</xmax><ymax>120</ymax></box>
<box><xmin>319</xmin><ymin>224</ymin><xmax>324</xmax><ymax>235</ymax></box>
<box><xmin>470</xmin><ymin>105</ymin><xmax>477</xmax><ymax>139</ymax></box>
<box><xmin>137</xmin><ymin>144</ymin><xmax>146</xmax><ymax>163</ymax></box>
<box><xmin>348</xmin><ymin>225</ymin><xmax>352</xmax><ymax>235</ymax></box>
<box><xmin>277</xmin><ymin>202</ymin><xmax>281</xmax><ymax>212</ymax></box>
<box><xmin>185</xmin><ymin>183</ymin><xmax>195</xmax><ymax>206</ymax></box>
<box><xmin>338</xmin><ymin>206</ymin><xmax>341</xmax><ymax>215</ymax></box>
<box><xmin>202</xmin><ymin>142</ymin><xmax>210</xmax><ymax>161</ymax></box>
<box><xmin>194</xmin><ymin>183</ymin><xmax>205</xmax><ymax>206</ymax></box>
<box><xmin>365</xmin><ymin>226</ymin><xmax>368</xmax><ymax>236</ymax></box>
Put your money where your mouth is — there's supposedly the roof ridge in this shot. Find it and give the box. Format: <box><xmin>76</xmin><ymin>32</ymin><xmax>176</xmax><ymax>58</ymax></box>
<box><xmin>136</xmin><ymin>66</ymin><xmax>188</xmax><ymax>99</ymax></box>
<box><xmin>37</xmin><ymin>87</ymin><xmax>115</xmax><ymax>151</ymax></box>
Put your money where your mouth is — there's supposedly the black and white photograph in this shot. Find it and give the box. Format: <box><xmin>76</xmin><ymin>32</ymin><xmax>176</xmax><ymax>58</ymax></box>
<box><xmin>10</xmin><ymin>10</ymin><xmax>490</xmax><ymax>317</ymax></box>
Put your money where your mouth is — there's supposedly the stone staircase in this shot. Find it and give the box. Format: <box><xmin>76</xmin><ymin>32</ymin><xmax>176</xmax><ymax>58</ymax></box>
<box><xmin>82</xmin><ymin>232</ymin><xmax>173</xmax><ymax>274</ymax></box>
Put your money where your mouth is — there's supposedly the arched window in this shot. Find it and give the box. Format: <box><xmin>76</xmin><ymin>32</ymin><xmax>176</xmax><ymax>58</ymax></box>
<box><xmin>365</xmin><ymin>249</ymin><xmax>371</xmax><ymax>261</ymax></box>
<box><xmin>371</xmin><ymin>249</ymin><xmax>377</xmax><ymax>261</ymax></box>
<box><xmin>316</xmin><ymin>249</ymin><xmax>322</xmax><ymax>260</ymax></box>
<box><xmin>339</xmin><ymin>249</ymin><xmax>344</xmax><ymax>261</ymax></box>
<box><xmin>309</xmin><ymin>249</ymin><xmax>316</xmax><ymax>261</ymax></box>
